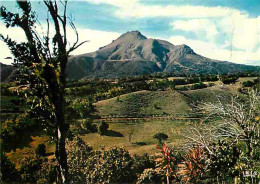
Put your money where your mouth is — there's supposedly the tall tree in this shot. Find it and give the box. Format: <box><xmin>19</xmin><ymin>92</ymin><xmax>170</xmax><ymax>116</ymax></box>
<box><xmin>0</xmin><ymin>1</ymin><xmax>86</xmax><ymax>183</ymax></box>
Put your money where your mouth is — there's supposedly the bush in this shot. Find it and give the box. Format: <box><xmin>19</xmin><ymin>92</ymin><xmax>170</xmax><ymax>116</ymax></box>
<box><xmin>82</xmin><ymin>119</ymin><xmax>97</xmax><ymax>133</ymax></box>
<box><xmin>67</xmin><ymin>137</ymin><xmax>93</xmax><ymax>183</ymax></box>
<box><xmin>71</xmin><ymin>98</ymin><xmax>94</xmax><ymax>118</ymax></box>
<box><xmin>138</xmin><ymin>144</ymin><xmax>181</xmax><ymax>183</ymax></box>
<box><xmin>177</xmin><ymin>146</ymin><xmax>207</xmax><ymax>183</ymax></box>
<box><xmin>190</xmin><ymin>82</ymin><xmax>207</xmax><ymax>90</ymax></box>
<box><xmin>137</xmin><ymin>168</ymin><xmax>162</xmax><ymax>184</ymax></box>
<box><xmin>67</xmin><ymin>137</ymin><xmax>155</xmax><ymax>183</ymax></box>
<box><xmin>242</xmin><ymin>81</ymin><xmax>255</xmax><ymax>87</ymax></box>
<box><xmin>19</xmin><ymin>156</ymin><xmax>43</xmax><ymax>183</ymax></box>
<box><xmin>220</xmin><ymin>75</ymin><xmax>238</xmax><ymax>84</ymax></box>
<box><xmin>37</xmin><ymin>160</ymin><xmax>58</xmax><ymax>184</ymax></box>
<box><xmin>35</xmin><ymin>143</ymin><xmax>46</xmax><ymax>157</ymax></box>
<box><xmin>98</xmin><ymin>121</ymin><xmax>109</xmax><ymax>135</ymax></box>
<box><xmin>206</xmin><ymin>141</ymin><xmax>240</xmax><ymax>183</ymax></box>
<box><xmin>153</xmin><ymin>133</ymin><xmax>168</xmax><ymax>145</ymax></box>
<box><xmin>0</xmin><ymin>153</ymin><xmax>21</xmax><ymax>183</ymax></box>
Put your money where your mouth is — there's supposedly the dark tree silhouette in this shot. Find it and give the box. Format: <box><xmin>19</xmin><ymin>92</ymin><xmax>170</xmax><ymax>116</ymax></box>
<box><xmin>0</xmin><ymin>1</ymin><xmax>87</xmax><ymax>183</ymax></box>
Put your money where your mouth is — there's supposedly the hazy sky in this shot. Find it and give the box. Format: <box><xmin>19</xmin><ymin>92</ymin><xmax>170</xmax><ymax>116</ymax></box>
<box><xmin>0</xmin><ymin>0</ymin><xmax>260</xmax><ymax>65</ymax></box>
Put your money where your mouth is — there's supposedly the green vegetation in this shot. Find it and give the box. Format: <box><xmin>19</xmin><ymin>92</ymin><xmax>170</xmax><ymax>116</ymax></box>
<box><xmin>1</xmin><ymin>74</ymin><xmax>259</xmax><ymax>183</ymax></box>
<box><xmin>98</xmin><ymin>121</ymin><xmax>109</xmax><ymax>135</ymax></box>
<box><xmin>35</xmin><ymin>144</ymin><xmax>46</xmax><ymax>157</ymax></box>
<box><xmin>153</xmin><ymin>132</ymin><xmax>168</xmax><ymax>145</ymax></box>
<box><xmin>220</xmin><ymin>74</ymin><xmax>239</xmax><ymax>84</ymax></box>
<box><xmin>95</xmin><ymin>90</ymin><xmax>191</xmax><ymax>117</ymax></box>
<box><xmin>0</xmin><ymin>153</ymin><xmax>21</xmax><ymax>183</ymax></box>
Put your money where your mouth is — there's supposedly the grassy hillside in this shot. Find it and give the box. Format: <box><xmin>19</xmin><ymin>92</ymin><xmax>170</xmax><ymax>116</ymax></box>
<box><xmin>183</xmin><ymin>85</ymin><xmax>232</xmax><ymax>103</ymax></box>
<box><xmin>94</xmin><ymin>90</ymin><xmax>192</xmax><ymax>117</ymax></box>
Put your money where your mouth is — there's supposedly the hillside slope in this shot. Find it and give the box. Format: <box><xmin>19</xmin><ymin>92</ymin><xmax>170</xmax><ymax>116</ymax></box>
<box><xmin>94</xmin><ymin>90</ymin><xmax>192</xmax><ymax>117</ymax></box>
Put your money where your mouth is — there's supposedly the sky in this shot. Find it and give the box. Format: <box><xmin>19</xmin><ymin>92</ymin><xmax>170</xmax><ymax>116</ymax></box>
<box><xmin>0</xmin><ymin>0</ymin><xmax>259</xmax><ymax>66</ymax></box>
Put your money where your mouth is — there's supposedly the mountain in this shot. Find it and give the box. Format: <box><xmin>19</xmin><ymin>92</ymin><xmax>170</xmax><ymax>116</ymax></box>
<box><xmin>67</xmin><ymin>31</ymin><xmax>258</xmax><ymax>79</ymax></box>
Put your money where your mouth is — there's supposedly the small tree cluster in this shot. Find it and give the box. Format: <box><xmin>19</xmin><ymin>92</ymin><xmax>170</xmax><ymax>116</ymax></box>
<box><xmin>35</xmin><ymin>143</ymin><xmax>46</xmax><ymax>157</ymax></box>
<box><xmin>67</xmin><ymin>136</ymin><xmax>155</xmax><ymax>183</ymax></box>
<box><xmin>153</xmin><ymin>132</ymin><xmax>168</xmax><ymax>146</ymax></box>
<box><xmin>98</xmin><ymin>121</ymin><xmax>109</xmax><ymax>135</ymax></box>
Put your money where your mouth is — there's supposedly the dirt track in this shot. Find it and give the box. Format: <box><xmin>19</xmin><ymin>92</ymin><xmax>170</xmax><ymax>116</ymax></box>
<box><xmin>93</xmin><ymin>115</ymin><xmax>208</xmax><ymax>122</ymax></box>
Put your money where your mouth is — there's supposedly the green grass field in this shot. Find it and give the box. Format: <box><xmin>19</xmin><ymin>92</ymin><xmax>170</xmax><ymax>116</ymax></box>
<box><xmin>82</xmin><ymin>119</ymin><xmax>194</xmax><ymax>155</ymax></box>
<box><xmin>94</xmin><ymin>90</ymin><xmax>192</xmax><ymax>117</ymax></box>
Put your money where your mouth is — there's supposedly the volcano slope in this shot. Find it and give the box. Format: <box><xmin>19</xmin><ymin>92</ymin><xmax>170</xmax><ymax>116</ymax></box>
<box><xmin>67</xmin><ymin>31</ymin><xmax>258</xmax><ymax>79</ymax></box>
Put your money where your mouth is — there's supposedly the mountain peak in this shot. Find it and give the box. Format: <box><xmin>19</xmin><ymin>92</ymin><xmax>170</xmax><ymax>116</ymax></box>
<box><xmin>119</xmin><ymin>30</ymin><xmax>147</xmax><ymax>40</ymax></box>
<box><xmin>175</xmin><ymin>44</ymin><xmax>195</xmax><ymax>55</ymax></box>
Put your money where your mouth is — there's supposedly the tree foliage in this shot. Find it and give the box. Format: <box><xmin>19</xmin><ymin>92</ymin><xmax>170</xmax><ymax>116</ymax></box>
<box><xmin>1</xmin><ymin>1</ymin><xmax>86</xmax><ymax>183</ymax></box>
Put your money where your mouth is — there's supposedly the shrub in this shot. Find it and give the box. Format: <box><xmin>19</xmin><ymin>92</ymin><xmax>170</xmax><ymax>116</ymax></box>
<box><xmin>67</xmin><ymin>137</ymin><xmax>155</xmax><ymax>183</ymax></box>
<box><xmin>67</xmin><ymin>136</ymin><xmax>93</xmax><ymax>183</ymax></box>
<box><xmin>37</xmin><ymin>160</ymin><xmax>58</xmax><ymax>184</ymax></box>
<box><xmin>208</xmin><ymin>83</ymin><xmax>215</xmax><ymax>87</ymax></box>
<box><xmin>19</xmin><ymin>156</ymin><xmax>43</xmax><ymax>183</ymax></box>
<box><xmin>82</xmin><ymin>119</ymin><xmax>97</xmax><ymax>133</ymax></box>
<box><xmin>137</xmin><ymin>168</ymin><xmax>162</xmax><ymax>184</ymax></box>
<box><xmin>98</xmin><ymin>121</ymin><xmax>109</xmax><ymax>135</ymax></box>
<box><xmin>190</xmin><ymin>82</ymin><xmax>207</xmax><ymax>90</ymax></box>
<box><xmin>35</xmin><ymin>143</ymin><xmax>46</xmax><ymax>157</ymax></box>
<box><xmin>177</xmin><ymin>145</ymin><xmax>207</xmax><ymax>183</ymax></box>
<box><xmin>71</xmin><ymin>98</ymin><xmax>94</xmax><ymax>118</ymax></box>
<box><xmin>153</xmin><ymin>133</ymin><xmax>168</xmax><ymax>145</ymax></box>
<box><xmin>0</xmin><ymin>153</ymin><xmax>21</xmax><ymax>183</ymax></box>
<box><xmin>132</xmin><ymin>153</ymin><xmax>155</xmax><ymax>174</ymax></box>
<box><xmin>242</xmin><ymin>80</ymin><xmax>255</xmax><ymax>87</ymax></box>
<box><xmin>138</xmin><ymin>144</ymin><xmax>181</xmax><ymax>183</ymax></box>
<box><xmin>220</xmin><ymin>75</ymin><xmax>238</xmax><ymax>84</ymax></box>
<box><xmin>206</xmin><ymin>140</ymin><xmax>240</xmax><ymax>183</ymax></box>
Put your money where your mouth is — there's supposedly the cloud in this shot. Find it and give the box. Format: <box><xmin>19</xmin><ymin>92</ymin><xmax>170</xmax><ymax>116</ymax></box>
<box><xmin>0</xmin><ymin>22</ymin><xmax>120</xmax><ymax>64</ymax></box>
<box><xmin>117</xmin><ymin>5</ymin><xmax>237</xmax><ymax>18</ymax></box>
<box><xmin>67</xmin><ymin>28</ymin><xmax>120</xmax><ymax>55</ymax></box>
<box><xmin>0</xmin><ymin>23</ymin><xmax>26</xmax><ymax>65</ymax></box>
<box><xmin>170</xmin><ymin>12</ymin><xmax>260</xmax><ymax>64</ymax></box>
<box><xmin>169</xmin><ymin>35</ymin><xmax>260</xmax><ymax>65</ymax></box>
<box><xmin>219</xmin><ymin>13</ymin><xmax>260</xmax><ymax>52</ymax></box>
<box><xmin>84</xmin><ymin>0</ymin><xmax>137</xmax><ymax>9</ymax></box>
<box><xmin>85</xmin><ymin>0</ymin><xmax>238</xmax><ymax>18</ymax></box>
<box><xmin>171</xmin><ymin>19</ymin><xmax>218</xmax><ymax>41</ymax></box>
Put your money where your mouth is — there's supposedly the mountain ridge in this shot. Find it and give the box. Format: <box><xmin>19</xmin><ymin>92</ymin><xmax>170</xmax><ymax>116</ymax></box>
<box><xmin>67</xmin><ymin>31</ymin><xmax>258</xmax><ymax>79</ymax></box>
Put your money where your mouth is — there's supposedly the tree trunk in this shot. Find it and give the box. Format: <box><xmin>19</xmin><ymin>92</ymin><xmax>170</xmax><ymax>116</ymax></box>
<box><xmin>246</xmin><ymin>138</ymin><xmax>253</xmax><ymax>157</ymax></box>
<box><xmin>54</xmin><ymin>95</ymin><xmax>69</xmax><ymax>184</ymax></box>
<box><xmin>56</xmin><ymin>125</ymin><xmax>69</xmax><ymax>184</ymax></box>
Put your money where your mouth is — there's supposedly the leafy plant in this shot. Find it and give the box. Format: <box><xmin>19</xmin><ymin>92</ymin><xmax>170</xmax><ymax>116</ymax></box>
<box><xmin>35</xmin><ymin>143</ymin><xmax>46</xmax><ymax>157</ymax></box>
<box><xmin>177</xmin><ymin>145</ymin><xmax>206</xmax><ymax>183</ymax></box>
<box><xmin>98</xmin><ymin>121</ymin><xmax>109</xmax><ymax>135</ymax></box>
<box><xmin>207</xmin><ymin>140</ymin><xmax>241</xmax><ymax>183</ymax></box>
<box><xmin>0</xmin><ymin>153</ymin><xmax>21</xmax><ymax>183</ymax></box>
<box><xmin>153</xmin><ymin>132</ymin><xmax>168</xmax><ymax>145</ymax></box>
<box><xmin>82</xmin><ymin>119</ymin><xmax>97</xmax><ymax>133</ymax></box>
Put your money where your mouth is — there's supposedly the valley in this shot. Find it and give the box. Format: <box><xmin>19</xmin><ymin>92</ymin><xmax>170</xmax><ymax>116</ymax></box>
<box><xmin>2</xmin><ymin>75</ymin><xmax>258</xmax><ymax>165</ymax></box>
